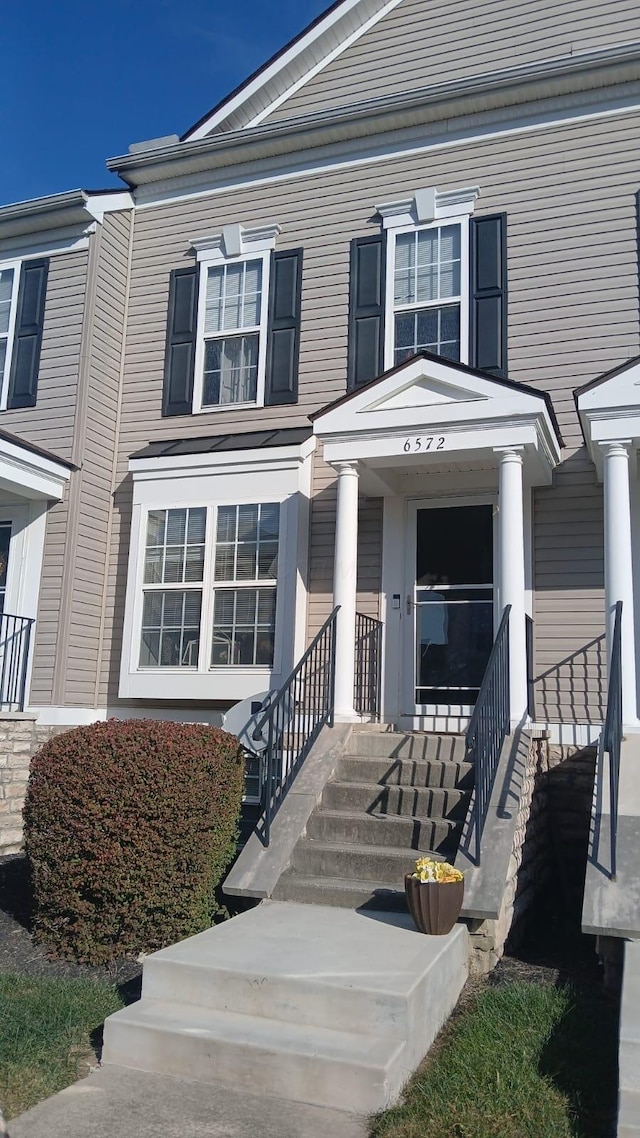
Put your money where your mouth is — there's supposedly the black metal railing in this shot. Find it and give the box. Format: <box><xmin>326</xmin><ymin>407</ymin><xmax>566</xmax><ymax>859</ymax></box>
<box><xmin>254</xmin><ymin>608</ymin><xmax>338</xmax><ymax>847</ymax></box>
<box><xmin>0</xmin><ymin>613</ymin><xmax>33</xmax><ymax>712</ymax></box>
<box><xmin>466</xmin><ymin>605</ymin><xmax>511</xmax><ymax>865</ymax></box>
<box><xmin>354</xmin><ymin>612</ymin><xmax>383</xmax><ymax>720</ymax></box>
<box><xmin>602</xmin><ymin>600</ymin><xmax>623</xmax><ymax>880</ymax></box>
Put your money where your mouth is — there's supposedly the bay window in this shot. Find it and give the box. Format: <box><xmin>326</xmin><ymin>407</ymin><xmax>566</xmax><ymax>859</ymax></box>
<box><xmin>138</xmin><ymin>502</ymin><xmax>280</xmax><ymax>671</ymax></box>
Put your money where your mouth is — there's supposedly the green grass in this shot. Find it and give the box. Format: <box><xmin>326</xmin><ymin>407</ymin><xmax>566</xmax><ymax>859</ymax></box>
<box><xmin>0</xmin><ymin>972</ymin><xmax>123</xmax><ymax>1120</ymax></box>
<box><xmin>370</xmin><ymin>980</ymin><xmax>618</xmax><ymax>1138</ymax></box>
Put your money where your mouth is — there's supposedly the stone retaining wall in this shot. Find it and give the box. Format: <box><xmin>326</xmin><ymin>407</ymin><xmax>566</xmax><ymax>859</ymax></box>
<box><xmin>0</xmin><ymin>717</ymin><xmax>66</xmax><ymax>854</ymax></box>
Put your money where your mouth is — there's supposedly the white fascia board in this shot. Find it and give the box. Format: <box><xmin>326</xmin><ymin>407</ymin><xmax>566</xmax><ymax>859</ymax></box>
<box><xmin>84</xmin><ymin>192</ymin><xmax>134</xmax><ymax>221</ymax></box>
<box><xmin>0</xmin><ymin>224</ymin><xmax>94</xmax><ymax>261</ymax></box>
<box><xmin>183</xmin><ymin>0</ymin><xmax>401</xmax><ymax>140</ymax></box>
<box><xmin>0</xmin><ymin>445</ymin><xmax>71</xmax><ymax>501</ymax></box>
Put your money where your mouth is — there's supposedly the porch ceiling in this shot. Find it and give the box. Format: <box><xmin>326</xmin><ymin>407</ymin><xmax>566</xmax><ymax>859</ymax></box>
<box><xmin>313</xmin><ymin>353</ymin><xmax>562</xmax><ymax>486</ymax></box>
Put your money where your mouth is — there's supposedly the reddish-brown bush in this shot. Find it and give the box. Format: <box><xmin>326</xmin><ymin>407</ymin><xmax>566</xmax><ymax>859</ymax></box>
<box><xmin>23</xmin><ymin>719</ymin><xmax>244</xmax><ymax>964</ymax></box>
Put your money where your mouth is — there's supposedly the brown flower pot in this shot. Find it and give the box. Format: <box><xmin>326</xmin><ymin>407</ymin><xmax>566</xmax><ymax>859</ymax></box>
<box><xmin>404</xmin><ymin>874</ymin><xmax>464</xmax><ymax>935</ymax></box>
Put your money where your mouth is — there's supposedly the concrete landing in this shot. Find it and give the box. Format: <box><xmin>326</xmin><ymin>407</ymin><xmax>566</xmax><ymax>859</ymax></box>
<box><xmin>103</xmin><ymin>901</ymin><xmax>468</xmax><ymax>1114</ymax></box>
<box><xmin>8</xmin><ymin>1064</ymin><xmax>367</xmax><ymax>1138</ymax></box>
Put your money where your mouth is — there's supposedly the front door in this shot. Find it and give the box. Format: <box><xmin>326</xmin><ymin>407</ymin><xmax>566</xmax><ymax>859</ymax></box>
<box><xmin>407</xmin><ymin>502</ymin><xmax>494</xmax><ymax>714</ymax></box>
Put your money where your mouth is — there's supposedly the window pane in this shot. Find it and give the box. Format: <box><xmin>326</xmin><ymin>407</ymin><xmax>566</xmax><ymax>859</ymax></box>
<box><xmin>215</xmin><ymin>545</ymin><xmax>236</xmax><ymax>581</ymax></box>
<box><xmin>0</xmin><ymin>269</ymin><xmax>14</xmax><ymax>336</ymax></box>
<box><xmin>238</xmin><ymin>505</ymin><xmax>258</xmax><ymax>541</ymax></box>
<box><xmin>143</xmin><ymin>549</ymin><xmax>163</xmax><ymax>585</ymax></box>
<box><xmin>217</xmin><ymin>506</ymin><xmax>237</xmax><ymax>544</ymax></box>
<box><xmin>211</xmin><ymin>586</ymin><xmax>276</xmax><ymax>667</ymax></box>
<box><xmin>394</xmin><ymin>233</ymin><xmax>415</xmax><ymax>305</ymax></box>
<box><xmin>0</xmin><ymin>341</ymin><xmax>6</xmax><ymax>386</ymax></box>
<box><xmin>258</xmin><ymin>542</ymin><xmax>278</xmax><ymax>580</ymax></box>
<box><xmin>147</xmin><ymin>511</ymin><xmax>166</xmax><ymax>547</ymax></box>
<box><xmin>204</xmin><ymin>267</ymin><xmax>224</xmax><ymax>335</ymax></box>
<box><xmin>259</xmin><ymin>503</ymin><xmax>280</xmax><ymax>540</ymax></box>
<box><xmin>185</xmin><ymin>545</ymin><xmax>205</xmax><ymax>582</ymax></box>
<box><xmin>224</xmin><ymin>263</ymin><xmax>244</xmax><ymax>330</ymax></box>
<box><xmin>243</xmin><ymin>261</ymin><xmax>262</xmax><ymax>327</ymax></box>
<box><xmin>166</xmin><ymin>509</ymin><xmax>186</xmax><ymax>545</ymax></box>
<box><xmin>203</xmin><ymin>334</ymin><xmax>258</xmax><ymax>406</ymax></box>
<box><xmin>140</xmin><ymin>590</ymin><xmax>201</xmax><ymax>668</ymax></box>
<box><xmin>187</xmin><ymin>508</ymin><xmax>206</xmax><ymax>543</ymax></box>
<box><xmin>394</xmin><ymin>306</ymin><xmax>460</xmax><ymax>364</ymax></box>
<box><xmin>236</xmin><ymin>542</ymin><xmax>258</xmax><ymax>581</ymax></box>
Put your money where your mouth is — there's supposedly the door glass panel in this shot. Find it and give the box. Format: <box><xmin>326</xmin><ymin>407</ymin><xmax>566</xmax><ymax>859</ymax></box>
<box><xmin>414</xmin><ymin>506</ymin><xmax>493</xmax><ymax>706</ymax></box>
<box><xmin>0</xmin><ymin>524</ymin><xmax>11</xmax><ymax>617</ymax></box>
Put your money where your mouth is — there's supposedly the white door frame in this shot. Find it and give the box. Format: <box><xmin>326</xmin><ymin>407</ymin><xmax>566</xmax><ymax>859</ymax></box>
<box><xmin>401</xmin><ymin>493</ymin><xmax>497</xmax><ymax>730</ymax></box>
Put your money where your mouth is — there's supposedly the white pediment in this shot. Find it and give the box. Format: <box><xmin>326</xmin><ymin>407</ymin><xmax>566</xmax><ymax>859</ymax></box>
<box><xmin>576</xmin><ymin>357</ymin><xmax>640</xmax><ymax>414</ymax></box>
<box><xmin>576</xmin><ymin>356</ymin><xmax>640</xmax><ymax>475</ymax></box>
<box><xmin>365</xmin><ymin>374</ymin><xmax>489</xmax><ymax>413</ymax></box>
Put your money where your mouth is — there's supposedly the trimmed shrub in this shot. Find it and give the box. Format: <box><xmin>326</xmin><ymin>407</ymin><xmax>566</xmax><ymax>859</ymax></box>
<box><xmin>23</xmin><ymin>719</ymin><xmax>244</xmax><ymax>964</ymax></box>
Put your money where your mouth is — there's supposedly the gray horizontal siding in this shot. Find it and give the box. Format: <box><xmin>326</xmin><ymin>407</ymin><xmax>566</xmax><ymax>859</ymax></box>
<box><xmin>99</xmin><ymin>108</ymin><xmax>640</xmax><ymax>715</ymax></box>
<box><xmin>266</xmin><ymin>0</ymin><xmax>640</xmax><ymax>122</ymax></box>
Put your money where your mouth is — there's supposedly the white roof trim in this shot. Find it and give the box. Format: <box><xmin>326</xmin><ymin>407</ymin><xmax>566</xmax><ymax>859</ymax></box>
<box><xmin>0</xmin><ymin>437</ymin><xmax>72</xmax><ymax>501</ymax></box>
<box><xmin>183</xmin><ymin>0</ymin><xmax>404</xmax><ymax>140</ymax></box>
<box><xmin>576</xmin><ymin>358</ymin><xmax>640</xmax><ymax>474</ymax></box>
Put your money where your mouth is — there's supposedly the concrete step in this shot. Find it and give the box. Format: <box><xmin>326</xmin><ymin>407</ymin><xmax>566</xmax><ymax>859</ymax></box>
<box><xmin>307</xmin><ymin>809</ymin><xmax>460</xmax><ymax>853</ymax></box>
<box><xmin>321</xmin><ymin>781</ymin><xmax>469</xmax><ymax>820</ymax></box>
<box><xmin>349</xmin><ymin>731</ymin><xmax>467</xmax><ymax>761</ymax></box>
<box><xmin>104</xmin><ymin>997</ymin><xmax>405</xmax><ymax>1115</ymax></box>
<box><xmin>273</xmin><ymin>870</ymin><xmax>407</xmax><ymax>909</ymax></box>
<box><xmin>103</xmin><ymin>902</ymin><xmax>469</xmax><ymax>1114</ymax></box>
<box><xmin>291</xmin><ymin>839</ymin><xmax>428</xmax><ymax>885</ymax></box>
<box><xmin>336</xmin><ymin>755</ymin><xmax>474</xmax><ymax>790</ymax></box>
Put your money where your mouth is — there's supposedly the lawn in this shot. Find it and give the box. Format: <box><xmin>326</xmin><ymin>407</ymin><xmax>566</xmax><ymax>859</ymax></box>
<box><xmin>370</xmin><ymin>979</ymin><xmax>618</xmax><ymax>1138</ymax></box>
<box><xmin>0</xmin><ymin>971</ymin><xmax>123</xmax><ymax>1120</ymax></box>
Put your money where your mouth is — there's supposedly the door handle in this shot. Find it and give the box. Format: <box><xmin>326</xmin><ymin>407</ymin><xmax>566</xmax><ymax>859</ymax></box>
<box><xmin>406</xmin><ymin>595</ymin><xmax>412</xmax><ymax>616</ymax></box>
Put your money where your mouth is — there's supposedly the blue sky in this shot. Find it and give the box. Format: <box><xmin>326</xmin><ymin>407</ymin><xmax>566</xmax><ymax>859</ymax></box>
<box><xmin>1</xmin><ymin>0</ymin><xmax>329</xmax><ymax>206</ymax></box>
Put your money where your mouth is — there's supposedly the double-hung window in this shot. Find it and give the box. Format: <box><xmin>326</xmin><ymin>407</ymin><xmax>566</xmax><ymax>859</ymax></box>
<box><xmin>0</xmin><ymin>263</ymin><xmax>19</xmax><ymax>405</ymax></box>
<box><xmin>387</xmin><ymin>221</ymin><xmax>467</xmax><ymax>369</ymax></box>
<box><xmin>194</xmin><ymin>253</ymin><xmax>269</xmax><ymax>412</ymax></box>
<box><xmin>138</xmin><ymin>502</ymin><xmax>280</xmax><ymax>671</ymax></box>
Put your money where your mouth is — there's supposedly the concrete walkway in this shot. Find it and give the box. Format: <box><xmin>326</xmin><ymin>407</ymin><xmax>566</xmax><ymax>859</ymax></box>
<box><xmin>8</xmin><ymin>1065</ymin><xmax>368</xmax><ymax>1138</ymax></box>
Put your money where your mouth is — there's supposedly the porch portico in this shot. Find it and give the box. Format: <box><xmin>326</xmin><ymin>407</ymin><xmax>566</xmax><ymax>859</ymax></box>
<box><xmin>313</xmin><ymin>354</ymin><xmax>562</xmax><ymax>727</ymax></box>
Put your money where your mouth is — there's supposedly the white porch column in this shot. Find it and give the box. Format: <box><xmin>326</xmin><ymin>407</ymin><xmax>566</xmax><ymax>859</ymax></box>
<box><xmin>602</xmin><ymin>441</ymin><xmax>638</xmax><ymax>727</ymax></box>
<box><xmin>332</xmin><ymin>461</ymin><xmax>359</xmax><ymax>721</ymax></box>
<box><xmin>497</xmin><ymin>448</ymin><xmax>528</xmax><ymax>725</ymax></box>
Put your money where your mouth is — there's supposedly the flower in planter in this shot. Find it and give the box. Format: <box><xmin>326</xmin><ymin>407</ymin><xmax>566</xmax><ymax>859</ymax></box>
<box><xmin>411</xmin><ymin>856</ymin><xmax>464</xmax><ymax>884</ymax></box>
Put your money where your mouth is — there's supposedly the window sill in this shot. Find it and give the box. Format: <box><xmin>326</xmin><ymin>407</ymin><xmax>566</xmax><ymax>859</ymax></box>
<box><xmin>192</xmin><ymin>401</ymin><xmax>262</xmax><ymax>414</ymax></box>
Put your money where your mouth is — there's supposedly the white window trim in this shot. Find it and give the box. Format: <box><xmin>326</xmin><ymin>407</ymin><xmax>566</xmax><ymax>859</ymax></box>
<box><xmin>383</xmin><ymin>214</ymin><xmax>470</xmax><ymax>372</ymax></box>
<box><xmin>133</xmin><ymin>500</ymin><xmax>285</xmax><ymax>678</ymax></box>
<box><xmin>190</xmin><ymin>222</ymin><xmax>281</xmax><ymax>416</ymax></box>
<box><xmin>0</xmin><ymin>258</ymin><xmax>21</xmax><ymax>411</ymax></box>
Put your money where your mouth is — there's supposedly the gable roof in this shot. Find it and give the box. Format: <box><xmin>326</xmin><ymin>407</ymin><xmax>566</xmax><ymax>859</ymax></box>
<box><xmin>311</xmin><ymin>350</ymin><xmax>563</xmax><ymax>446</ymax></box>
<box><xmin>182</xmin><ymin>0</ymin><xmax>402</xmax><ymax>140</ymax></box>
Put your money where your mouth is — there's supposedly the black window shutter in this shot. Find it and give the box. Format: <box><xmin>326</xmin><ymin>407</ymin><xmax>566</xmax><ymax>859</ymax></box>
<box><xmin>265</xmin><ymin>248</ymin><xmax>303</xmax><ymax>406</ymax></box>
<box><xmin>162</xmin><ymin>266</ymin><xmax>198</xmax><ymax>417</ymax></box>
<box><xmin>348</xmin><ymin>233</ymin><xmax>386</xmax><ymax>390</ymax></box>
<box><xmin>7</xmin><ymin>258</ymin><xmax>49</xmax><ymax>410</ymax></box>
<box><xmin>469</xmin><ymin>213</ymin><xmax>508</xmax><ymax>378</ymax></box>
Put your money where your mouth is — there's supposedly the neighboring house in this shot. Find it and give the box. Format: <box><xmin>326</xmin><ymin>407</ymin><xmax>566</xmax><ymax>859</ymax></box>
<box><xmin>1</xmin><ymin>0</ymin><xmax>640</xmax><ymax>750</ymax></box>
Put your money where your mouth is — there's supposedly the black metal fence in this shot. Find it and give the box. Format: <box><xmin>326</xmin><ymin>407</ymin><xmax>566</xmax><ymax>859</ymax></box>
<box><xmin>354</xmin><ymin>612</ymin><xmax>383</xmax><ymax>721</ymax></box>
<box><xmin>254</xmin><ymin>608</ymin><xmax>338</xmax><ymax>847</ymax></box>
<box><xmin>466</xmin><ymin>605</ymin><xmax>511</xmax><ymax>865</ymax></box>
<box><xmin>602</xmin><ymin>600</ymin><xmax>622</xmax><ymax>880</ymax></box>
<box><xmin>0</xmin><ymin>613</ymin><xmax>33</xmax><ymax>712</ymax></box>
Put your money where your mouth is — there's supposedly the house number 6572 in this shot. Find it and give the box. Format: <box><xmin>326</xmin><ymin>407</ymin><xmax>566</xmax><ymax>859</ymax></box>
<box><xmin>403</xmin><ymin>436</ymin><xmax>446</xmax><ymax>453</ymax></box>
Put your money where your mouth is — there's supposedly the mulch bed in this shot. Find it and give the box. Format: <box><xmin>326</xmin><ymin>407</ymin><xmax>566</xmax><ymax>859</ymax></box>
<box><xmin>0</xmin><ymin>854</ymin><xmax>142</xmax><ymax>1002</ymax></box>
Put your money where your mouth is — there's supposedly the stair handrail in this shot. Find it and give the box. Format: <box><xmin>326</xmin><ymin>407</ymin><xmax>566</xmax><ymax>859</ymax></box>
<box><xmin>602</xmin><ymin>600</ymin><xmax>622</xmax><ymax>880</ymax></box>
<box><xmin>354</xmin><ymin>612</ymin><xmax>383</xmax><ymax>721</ymax></box>
<box><xmin>253</xmin><ymin>607</ymin><xmax>339</xmax><ymax>847</ymax></box>
<box><xmin>0</xmin><ymin>611</ymin><xmax>34</xmax><ymax>712</ymax></box>
<box><xmin>465</xmin><ymin>604</ymin><xmax>511</xmax><ymax>866</ymax></box>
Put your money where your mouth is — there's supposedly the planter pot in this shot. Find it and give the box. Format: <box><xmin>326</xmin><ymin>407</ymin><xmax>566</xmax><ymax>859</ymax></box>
<box><xmin>404</xmin><ymin>874</ymin><xmax>464</xmax><ymax>935</ymax></box>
